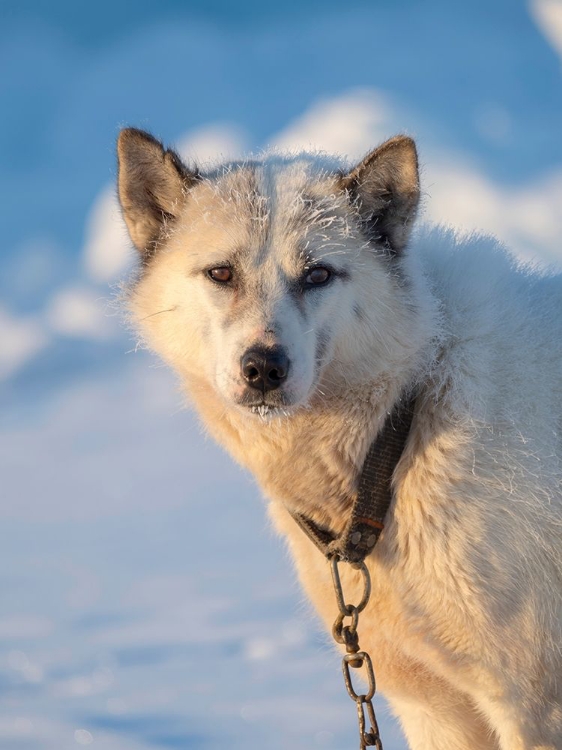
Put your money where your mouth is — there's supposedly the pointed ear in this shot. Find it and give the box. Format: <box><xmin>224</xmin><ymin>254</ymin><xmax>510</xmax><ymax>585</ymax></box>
<box><xmin>117</xmin><ymin>128</ymin><xmax>198</xmax><ymax>256</ymax></box>
<box><xmin>339</xmin><ymin>135</ymin><xmax>420</xmax><ymax>254</ymax></box>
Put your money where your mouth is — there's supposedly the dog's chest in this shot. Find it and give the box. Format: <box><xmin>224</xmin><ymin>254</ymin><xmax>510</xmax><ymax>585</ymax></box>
<box><xmin>239</xmin><ymin>407</ymin><xmax>374</xmax><ymax>533</ymax></box>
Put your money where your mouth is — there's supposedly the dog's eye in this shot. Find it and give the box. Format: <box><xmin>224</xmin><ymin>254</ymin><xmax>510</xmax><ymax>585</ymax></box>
<box><xmin>305</xmin><ymin>267</ymin><xmax>331</xmax><ymax>286</ymax></box>
<box><xmin>208</xmin><ymin>267</ymin><xmax>232</xmax><ymax>283</ymax></box>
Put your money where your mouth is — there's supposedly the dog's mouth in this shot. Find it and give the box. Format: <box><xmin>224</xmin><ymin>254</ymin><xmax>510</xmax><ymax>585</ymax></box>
<box><xmin>236</xmin><ymin>392</ymin><xmax>296</xmax><ymax>419</ymax></box>
<box><xmin>250</xmin><ymin>403</ymin><xmax>284</xmax><ymax>418</ymax></box>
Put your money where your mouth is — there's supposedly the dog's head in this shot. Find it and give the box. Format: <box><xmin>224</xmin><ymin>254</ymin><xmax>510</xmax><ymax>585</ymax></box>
<box><xmin>118</xmin><ymin>129</ymin><xmax>424</xmax><ymax>419</ymax></box>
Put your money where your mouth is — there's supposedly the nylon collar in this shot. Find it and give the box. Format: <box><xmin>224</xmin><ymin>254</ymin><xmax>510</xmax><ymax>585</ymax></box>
<box><xmin>289</xmin><ymin>394</ymin><xmax>416</xmax><ymax>564</ymax></box>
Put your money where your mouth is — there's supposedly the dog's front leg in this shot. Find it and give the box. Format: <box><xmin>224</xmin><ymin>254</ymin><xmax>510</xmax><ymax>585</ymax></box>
<box><xmin>388</xmin><ymin>683</ymin><xmax>500</xmax><ymax>750</ymax></box>
<box><xmin>477</xmin><ymin>691</ymin><xmax>562</xmax><ymax>750</ymax></box>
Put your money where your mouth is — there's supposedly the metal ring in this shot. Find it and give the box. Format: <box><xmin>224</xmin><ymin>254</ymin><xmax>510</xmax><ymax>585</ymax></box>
<box><xmin>333</xmin><ymin>613</ymin><xmax>358</xmax><ymax>643</ymax></box>
<box><xmin>364</xmin><ymin>700</ymin><xmax>382</xmax><ymax>745</ymax></box>
<box><xmin>331</xmin><ymin>557</ymin><xmax>371</xmax><ymax>616</ymax></box>
<box><xmin>354</xmin><ymin>561</ymin><xmax>371</xmax><ymax>613</ymax></box>
<box><xmin>342</xmin><ymin>651</ymin><xmax>377</xmax><ymax>702</ymax></box>
<box><xmin>356</xmin><ymin>698</ymin><xmax>381</xmax><ymax>748</ymax></box>
<box><xmin>332</xmin><ymin>607</ymin><xmax>359</xmax><ymax>642</ymax></box>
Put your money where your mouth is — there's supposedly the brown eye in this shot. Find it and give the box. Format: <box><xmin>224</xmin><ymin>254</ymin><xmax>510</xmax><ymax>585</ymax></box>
<box><xmin>305</xmin><ymin>267</ymin><xmax>331</xmax><ymax>286</ymax></box>
<box><xmin>208</xmin><ymin>267</ymin><xmax>232</xmax><ymax>283</ymax></box>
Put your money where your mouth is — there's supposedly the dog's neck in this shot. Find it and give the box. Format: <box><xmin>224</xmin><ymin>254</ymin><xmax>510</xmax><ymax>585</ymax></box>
<box><xmin>189</xmin><ymin>370</ymin><xmax>413</xmax><ymax>534</ymax></box>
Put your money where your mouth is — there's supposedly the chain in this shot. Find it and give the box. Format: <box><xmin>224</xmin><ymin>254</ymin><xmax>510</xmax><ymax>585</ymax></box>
<box><xmin>330</xmin><ymin>556</ymin><xmax>383</xmax><ymax>750</ymax></box>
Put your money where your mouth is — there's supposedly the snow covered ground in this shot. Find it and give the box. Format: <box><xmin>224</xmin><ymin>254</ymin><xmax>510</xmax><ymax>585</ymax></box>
<box><xmin>1</xmin><ymin>1</ymin><xmax>562</xmax><ymax>747</ymax></box>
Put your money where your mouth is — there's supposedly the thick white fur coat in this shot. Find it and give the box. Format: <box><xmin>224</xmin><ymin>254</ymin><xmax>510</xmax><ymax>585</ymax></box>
<box><xmin>117</xmin><ymin>130</ymin><xmax>562</xmax><ymax>749</ymax></box>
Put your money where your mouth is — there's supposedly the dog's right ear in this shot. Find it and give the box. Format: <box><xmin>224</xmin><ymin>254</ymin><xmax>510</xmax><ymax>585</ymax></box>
<box><xmin>117</xmin><ymin>128</ymin><xmax>198</xmax><ymax>256</ymax></box>
<box><xmin>339</xmin><ymin>136</ymin><xmax>419</xmax><ymax>254</ymax></box>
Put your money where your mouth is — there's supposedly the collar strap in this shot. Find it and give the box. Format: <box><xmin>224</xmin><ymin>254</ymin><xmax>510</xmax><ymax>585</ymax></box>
<box><xmin>289</xmin><ymin>395</ymin><xmax>416</xmax><ymax>564</ymax></box>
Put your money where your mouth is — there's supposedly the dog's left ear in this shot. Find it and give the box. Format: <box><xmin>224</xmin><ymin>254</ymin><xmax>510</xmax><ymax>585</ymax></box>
<box><xmin>339</xmin><ymin>135</ymin><xmax>419</xmax><ymax>254</ymax></box>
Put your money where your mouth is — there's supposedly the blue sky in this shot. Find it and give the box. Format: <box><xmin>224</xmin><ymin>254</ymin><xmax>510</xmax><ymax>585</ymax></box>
<box><xmin>1</xmin><ymin>1</ymin><xmax>562</xmax><ymax>747</ymax></box>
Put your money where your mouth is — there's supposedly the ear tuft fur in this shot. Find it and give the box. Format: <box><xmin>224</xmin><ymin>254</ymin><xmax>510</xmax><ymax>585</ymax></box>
<box><xmin>117</xmin><ymin>128</ymin><xmax>198</xmax><ymax>257</ymax></box>
<box><xmin>339</xmin><ymin>135</ymin><xmax>420</xmax><ymax>254</ymax></box>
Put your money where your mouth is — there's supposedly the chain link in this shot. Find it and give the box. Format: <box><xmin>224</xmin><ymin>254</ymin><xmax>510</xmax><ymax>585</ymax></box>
<box><xmin>330</xmin><ymin>556</ymin><xmax>383</xmax><ymax>749</ymax></box>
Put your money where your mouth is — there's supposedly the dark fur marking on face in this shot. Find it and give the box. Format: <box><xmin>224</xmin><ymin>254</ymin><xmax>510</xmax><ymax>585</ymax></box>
<box><xmin>332</xmin><ymin>267</ymin><xmax>350</xmax><ymax>282</ymax></box>
<box><xmin>353</xmin><ymin>303</ymin><xmax>366</xmax><ymax>322</ymax></box>
<box><xmin>220</xmin><ymin>276</ymin><xmax>245</xmax><ymax>328</ymax></box>
<box><xmin>290</xmin><ymin>283</ymin><xmax>308</xmax><ymax>319</ymax></box>
<box><xmin>315</xmin><ymin>329</ymin><xmax>329</xmax><ymax>364</ymax></box>
<box><xmin>315</xmin><ymin>327</ymin><xmax>330</xmax><ymax>367</ymax></box>
<box><xmin>220</xmin><ymin>271</ymin><xmax>275</xmax><ymax>331</ymax></box>
<box><xmin>313</xmin><ymin>328</ymin><xmax>331</xmax><ymax>388</ymax></box>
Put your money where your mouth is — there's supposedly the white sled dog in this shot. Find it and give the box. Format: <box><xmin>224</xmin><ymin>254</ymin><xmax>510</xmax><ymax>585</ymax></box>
<box><xmin>117</xmin><ymin>128</ymin><xmax>562</xmax><ymax>750</ymax></box>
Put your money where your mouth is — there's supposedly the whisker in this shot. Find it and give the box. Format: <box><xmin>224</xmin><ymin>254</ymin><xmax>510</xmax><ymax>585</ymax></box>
<box><xmin>139</xmin><ymin>306</ymin><xmax>178</xmax><ymax>321</ymax></box>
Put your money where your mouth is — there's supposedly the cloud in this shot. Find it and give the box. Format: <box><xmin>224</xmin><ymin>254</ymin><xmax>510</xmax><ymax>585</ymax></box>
<box><xmin>271</xmin><ymin>88</ymin><xmax>394</xmax><ymax>158</ymax></box>
<box><xmin>83</xmin><ymin>187</ymin><xmax>133</xmax><ymax>285</ymax></box>
<box><xmin>0</xmin><ymin>278</ymin><xmax>119</xmax><ymax>383</ymax></box>
<box><xmin>530</xmin><ymin>0</ymin><xmax>562</xmax><ymax>60</ymax></box>
<box><xmin>0</xmin><ymin>616</ymin><xmax>53</xmax><ymax>640</ymax></box>
<box><xmin>424</xmin><ymin>155</ymin><xmax>562</xmax><ymax>266</ymax></box>
<box><xmin>176</xmin><ymin>122</ymin><xmax>248</xmax><ymax>165</ymax></box>
<box><xmin>44</xmin><ymin>285</ymin><xmax>116</xmax><ymax>339</ymax></box>
<box><xmin>0</xmin><ymin>306</ymin><xmax>48</xmax><ymax>380</ymax></box>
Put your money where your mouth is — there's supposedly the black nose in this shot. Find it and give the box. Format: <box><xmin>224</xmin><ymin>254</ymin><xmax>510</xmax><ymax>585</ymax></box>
<box><xmin>241</xmin><ymin>347</ymin><xmax>290</xmax><ymax>392</ymax></box>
